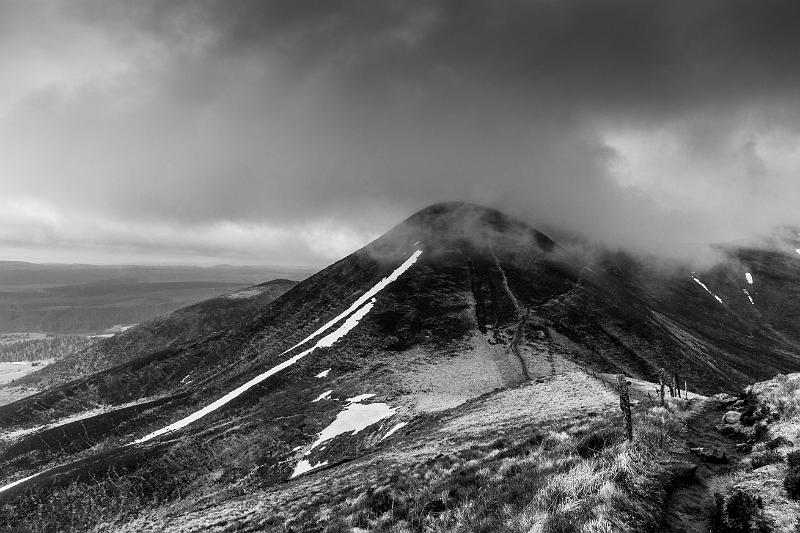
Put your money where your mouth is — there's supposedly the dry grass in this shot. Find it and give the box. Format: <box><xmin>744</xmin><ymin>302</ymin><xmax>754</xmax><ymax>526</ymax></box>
<box><xmin>282</xmin><ymin>402</ymin><xmax>690</xmax><ymax>533</ymax></box>
<box><xmin>712</xmin><ymin>373</ymin><xmax>800</xmax><ymax>532</ymax></box>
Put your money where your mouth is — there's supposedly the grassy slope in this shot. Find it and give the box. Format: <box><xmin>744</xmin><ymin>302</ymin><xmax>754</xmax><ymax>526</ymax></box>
<box><xmin>112</xmin><ymin>371</ymin><xmax>698</xmax><ymax>533</ymax></box>
<box><xmin>709</xmin><ymin>373</ymin><xmax>800</xmax><ymax>531</ymax></box>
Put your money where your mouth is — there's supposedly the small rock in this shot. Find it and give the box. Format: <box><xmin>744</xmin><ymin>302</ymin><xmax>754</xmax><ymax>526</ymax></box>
<box><xmin>690</xmin><ymin>446</ymin><xmax>728</xmax><ymax>463</ymax></box>
<box><xmin>722</xmin><ymin>411</ymin><xmax>742</xmax><ymax>424</ymax></box>
<box><xmin>712</xmin><ymin>393</ymin><xmax>737</xmax><ymax>405</ymax></box>
<box><xmin>670</xmin><ymin>462</ymin><xmax>698</xmax><ymax>480</ymax></box>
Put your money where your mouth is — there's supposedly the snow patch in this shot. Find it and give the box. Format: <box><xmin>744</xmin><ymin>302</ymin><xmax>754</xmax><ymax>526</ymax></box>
<box><xmin>796</xmin><ymin>249</ymin><xmax>800</xmax><ymax>257</ymax></box>
<box><xmin>346</xmin><ymin>393</ymin><xmax>375</xmax><ymax>404</ymax></box>
<box><xmin>0</xmin><ymin>473</ymin><xmax>40</xmax><ymax>494</ymax></box>
<box><xmin>743</xmin><ymin>288</ymin><xmax>755</xmax><ymax>305</ymax></box>
<box><xmin>745</xmin><ymin>272</ymin><xmax>753</xmax><ymax>284</ymax></box>
<box><xmin>312</xmin><ymin>390</ymin><xmax>333</xmax><ymax>403</ymax></box>
<box><xmin>280</xmin><ymin>250</ymin><xmax>423</xmax><ymax>355</ymax></box>
<box><xmin>315</xmin><ymin>368</ymin><xmax>331</xmax><ymax>378</ymax></box>
<box><xmin>381</xmin><ymin>422</ymin><xmax>407</xmax><ymax>441</ymax></box>
<box><xmin>291</xmin><ymin>459</ymin><xmax>329</xmax><ymax>478</ymax></box>
<box><xmin>309</xmin><ymin>402</ymin><xmax>396</xmax><ymax>451</ymax></box>
<box><xmin>691</xmin><ymin>276</ymin><xmax>724</xmax><ymax>305</ymax></box>
<box><xmin>130</xmin><ymin>300</ymin><xmax>377</xmax><ymax>445</ymax></box>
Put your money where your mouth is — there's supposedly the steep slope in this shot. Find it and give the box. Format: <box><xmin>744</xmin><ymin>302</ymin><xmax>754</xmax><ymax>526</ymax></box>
<box><xmin>1</xmin><ymin>202</ymin><xmax>800</xmax><ymax>532</ymax></box>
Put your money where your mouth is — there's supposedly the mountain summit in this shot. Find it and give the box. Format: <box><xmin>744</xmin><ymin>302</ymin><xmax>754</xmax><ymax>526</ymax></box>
<box><xmin>2</xmin><ymin>202</ymin><xmax>800</xmax><ymax>531</ymax></box>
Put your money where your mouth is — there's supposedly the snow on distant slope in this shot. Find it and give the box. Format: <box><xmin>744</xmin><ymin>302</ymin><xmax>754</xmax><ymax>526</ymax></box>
<box><xmin>131</xmin><ymin>300</ymin><xmax>378</xmax><ymax>445</ymax></box>
<box><xmin>280</xmin><ymin>249</ymin><xmax>423</xmax><ymax>355</ymax></box>
<box><xmin>382</xmin><ymin>422</ymin><xmax>407</xmax><ymax>441</ymax></box>
<box><xmin>0</xmin><ymin>473</ymin><xmax>39</xmax><ymax>494</ymax></box>
<box><xmin>130</xmin><ymin>249</ymin><xmax>422</xmax><ymax>446</ymax></box>
<box><xmin>312</xmin><ymin>390</ymin><xmax>333</xmax><ymax>403</ymax></box>
<box><xmin>745</xmin><ymin>272</ymin><xmax>753</xmax><ymax>284</ymax></box>
<box><xmin>691</xmin><ymin>275</ymin><xmax>724</xmax><ymax>304</ymax></box>
<box><xmin>743</xmin><ymin>288</ymin><xmax>755</xmax><ymax>305</ymax></box>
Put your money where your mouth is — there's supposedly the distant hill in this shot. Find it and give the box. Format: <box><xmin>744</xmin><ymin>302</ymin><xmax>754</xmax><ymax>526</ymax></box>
<box><xmin>17</xmin><ymin>278</ymin><xmax>297</xmax><ymax>389</ymax></box>
<box><xmin>0</xmin><ymin>262</ymin><xmax>314</xmax><ymax>335</ymax></box>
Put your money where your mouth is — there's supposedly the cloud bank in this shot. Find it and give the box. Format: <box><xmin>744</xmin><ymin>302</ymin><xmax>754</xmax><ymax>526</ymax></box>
<box><xmin>2</xmin><ymin>0</ymin><xmax>800</xmax><ymax>265</ymax></box>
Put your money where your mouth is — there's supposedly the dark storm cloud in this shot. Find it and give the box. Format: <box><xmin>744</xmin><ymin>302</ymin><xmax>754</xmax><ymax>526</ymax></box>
<box><xmin>2</xmin><ymin>0</ymin><xmax>800</xmax><ymax>264</ymax></box>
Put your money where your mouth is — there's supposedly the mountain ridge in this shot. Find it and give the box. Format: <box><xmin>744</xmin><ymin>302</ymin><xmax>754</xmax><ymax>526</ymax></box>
<box><xmin>1</xmin><ymin>202</ymin><xmax>800</xmax><ymax>531</ymax></box>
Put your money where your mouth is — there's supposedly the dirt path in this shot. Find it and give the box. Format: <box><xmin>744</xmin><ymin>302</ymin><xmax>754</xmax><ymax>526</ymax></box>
<box><xmin>489</xmin><ymin>246</ymin><xmax>520</xmax><ymax>317</ymax></box>
<box><xmin>663</xmin><ymin>398</ymin><xmax>746</xmax><ymax>532</ymax></box>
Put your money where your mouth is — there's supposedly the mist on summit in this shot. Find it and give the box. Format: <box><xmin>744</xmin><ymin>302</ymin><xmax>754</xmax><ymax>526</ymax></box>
<box><xmin>2</xmin><ymin>1</ymin><xmax>800</xmax><ymax>266</ymax></box>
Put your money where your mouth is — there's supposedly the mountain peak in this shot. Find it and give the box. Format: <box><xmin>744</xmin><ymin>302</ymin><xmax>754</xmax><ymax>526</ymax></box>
<box><xmin>369</xmin><ymin>202</ymin><xmax>558</xmax><ymax>263</ymax></box>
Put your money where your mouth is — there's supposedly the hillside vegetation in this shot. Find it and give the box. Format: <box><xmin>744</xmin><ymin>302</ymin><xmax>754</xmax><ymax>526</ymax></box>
<box><xmin>2</xmin><ymin>204</ymin><xmax>800</xmax><ymax>532</ymax></box>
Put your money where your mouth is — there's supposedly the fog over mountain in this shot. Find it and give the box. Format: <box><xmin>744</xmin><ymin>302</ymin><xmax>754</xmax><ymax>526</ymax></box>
<box><xmin>3</xmin><ymin>0</ymin><xmax>800</xmax><ymax>265</ymax></box>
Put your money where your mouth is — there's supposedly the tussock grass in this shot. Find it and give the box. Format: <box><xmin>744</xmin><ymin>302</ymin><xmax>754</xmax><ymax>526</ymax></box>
<box><xmin>302</xmin><ymin>402</ymin><xmax>690</xmax><ymax>533</ymax></box>
<box><xmin>711</xmin><ymin>373</ymin><xmax>800</xmax><ymax>531</ymax></box>
<box><xmin>748</xmin><ymin>373</ymin><xmax>800</xmax><ymax>423</ymax></box>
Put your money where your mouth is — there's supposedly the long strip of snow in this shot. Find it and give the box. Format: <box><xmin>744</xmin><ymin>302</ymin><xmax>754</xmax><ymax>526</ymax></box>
<box><xmin>280</xmin><ymin>250</ymin><xmax>423</xmax><ymax>355</ymax></box>
<box><xmin>131</xmin><ymin>300</ymin><xmax>377</xmax><ymax>445</ymax></box>
<box><xmin>0</xmin><ymin>473</ymin><xmax>40</xmax><ymax>494</ymax></box>
<box><xmin>691</xmin><ymin>276</ymin><xmax>724</xmax><ymax>304</ymax></box>
<box><xmin>311</xmin><ymin>390</ymin><xmax>333</xmax><ymax>403</ymax></box>
<box><xmin>381</xmin><ymin>422</ymin><xmax>407</xmax><ymax>441</ymax></box>
<box><xmin>315</xmin><ymin>368</ymin><xmax>331</xmax><ymax>378</ymax></box>
<box><xmin>345</xmin><ymin>393</ymin><xmax>375</xmax><ymax>403</ymax></box>
<box><xmin>743</xmin><ymin>288</ymin><xmax>755</xmax><ymax>305</ymax></box>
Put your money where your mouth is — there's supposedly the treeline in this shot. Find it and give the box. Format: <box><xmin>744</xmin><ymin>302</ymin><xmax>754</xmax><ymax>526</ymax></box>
<box><xmin>0</xmin><ymin>336</ymin><xmax>97</xmax><ymax>363</ymax></box>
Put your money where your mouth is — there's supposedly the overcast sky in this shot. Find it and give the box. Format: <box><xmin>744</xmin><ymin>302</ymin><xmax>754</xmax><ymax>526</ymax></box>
<box><xmin>2</xmin><ymin>1</ymin><xmax>800</xmax><ymax>266</ymax></box>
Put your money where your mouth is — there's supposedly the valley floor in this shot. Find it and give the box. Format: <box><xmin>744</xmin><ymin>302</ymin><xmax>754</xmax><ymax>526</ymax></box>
<box><xmin>0</xmin><ymin>361</ymin><xmax>48</xmax><ymax>406</ymax></box>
